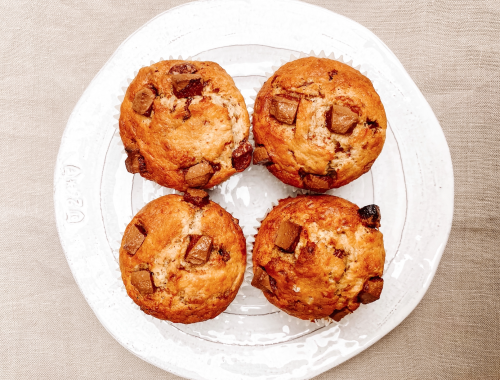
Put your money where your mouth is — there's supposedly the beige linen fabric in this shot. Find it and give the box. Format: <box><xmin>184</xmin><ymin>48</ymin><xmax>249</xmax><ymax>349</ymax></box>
<box><xmin>1</xmin><ymin>0</ymin><xmax>499</xmax><ymax>378</ymax></box>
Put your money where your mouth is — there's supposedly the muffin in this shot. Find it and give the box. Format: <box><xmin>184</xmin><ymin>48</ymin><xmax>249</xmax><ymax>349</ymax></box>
<box><xmin>252</xmin><ymin>57</ymin><xmax>387</xmax><ymax>192</ymax></box>
<box><xmin>119</xmin><ymin>191</ymin><xmax>247</xmax><ymax>323</ymax></box>
<box><xmin>251</xmin><ymin>195</ymin><xmax>385</xmax><ymax>322</ymax></box>
<box><xmin>119</xmin><ymin>60</ymin><xmax>252</xmax><ymax>191</ymax></box>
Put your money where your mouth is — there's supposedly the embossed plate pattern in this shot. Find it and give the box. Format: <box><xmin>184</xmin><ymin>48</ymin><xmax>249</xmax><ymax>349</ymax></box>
<box><xmin>54</xmin><ymin>1</ymin><xmax>454</xmax><ymax>379</ymax></box>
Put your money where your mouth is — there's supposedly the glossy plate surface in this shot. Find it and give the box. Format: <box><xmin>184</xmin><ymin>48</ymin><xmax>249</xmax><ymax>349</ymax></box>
<box><xmin>54</xmin><ymin>1</ymin><xmax>454</xmax><ymax>379</ymax></box>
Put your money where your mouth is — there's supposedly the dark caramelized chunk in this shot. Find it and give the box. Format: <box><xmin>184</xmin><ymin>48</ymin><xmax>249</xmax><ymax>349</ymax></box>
<box><xmin>183</xmin><ymin>188</ymin><xmax>209</xmax><ymax>207</ymax></box>
<box><xmin>185</xmin><ymin>235</ymin><xmax>213</xmax><ymax>265</ymax></box>
<box><xmin>253</xmin><ymin>146</ymin><xmax>271</xmax><ymax>165</ymax></box>
<box><xmin>328</xmin><ymin>69</ymin><xmax>338</xmax><ymax>80</ymax></box>
<box><xmin>185</xmin><ymin>161</ymin><xmax>214</xmax><ymax>188</ymax></box>
<box><xmin>251</xmin><ymin>266</ymin><xmax>273</xmax><ymax>293</ymax></box>
<box><xmin>270</xmin><ymin>95</ymin><xmax>299</xmax><ymax>124</ymax></box>
<box><xmin>275</xmin><ymin>220</ymin><xmax>302</xmax><ymax>253</ymax></box>
<box><xmin>171</xmin><ymin>74</ymin><xmax>203</xmax><ymax>98</ymax></box>
<box><xmin>232</xmin><ymin>141</ymin><xmax>253</xmax><ymax>171</ymax></box>
<box><xmin>131</xmin><ymin>270</ymin><xmax>154</xmax><ymax>294</ymax></box>
<box><xmin>358</xmin><ymin>277</ymin><xmax>384</xmax><ymax>304</ymax></box>
<box><xmin>358</xmin><ymin>204</ymin><xmax>381</xmax><ymax>228</ymax></box>
<box><xmin>330</xmin><ymin>307</ymin><xmax>351</xmax><ymax>322</ymax></box>
<box><xmin>303</xmin><ymin>173</ymin><xmax>330</xmax><ymax>192</ymax></box>
<box><xmin>132</xmin><ymin>88</ymin><xmax>156</xmax><ymax>115</ymax></box>
<box><xmin>326</xmin><ymin>105</ymin><xmax>358</xmax><ymax>134</ymax></box>
<box><xmin>168</xmin><ymin>63</ymin><xmax>198</xmax><ymax>75</ymax></box>
<box><xmin>123</xmin><ymin>224</ymin><xmax>146</xmax><ymax>255</ymax></box>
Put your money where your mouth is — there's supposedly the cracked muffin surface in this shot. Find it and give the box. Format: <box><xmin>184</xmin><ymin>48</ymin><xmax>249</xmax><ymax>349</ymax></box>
<box><xmin>119</xmin><ymin>60</ymin><xmax>252</xmax><ymax>191</ymax></box>
<box><xmin>252</xmin><ymin>195</ymin><xmax>385</xmax><ymax>322</ymax></box>
<box><xmin>119</xmin><ymin>193</ymin><xmax>247</xmax><ymax>324</ymax></box>
<box><xmin>252</xmin><ymin>57</ymin><xmax>387</xmax><ymax>192</ymax></box>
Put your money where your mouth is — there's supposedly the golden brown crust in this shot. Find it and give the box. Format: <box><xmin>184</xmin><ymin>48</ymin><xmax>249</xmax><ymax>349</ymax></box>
<box><xmin>252</xmin><ymin>57</ymin><xmax>387</xmax><ymax>191</ymax></box>
<box><xmin>119</xmin><ymin>195</ymin><xmax>247</xmax><ymax>323</ymax></box>
<box><xmin>252</xmin><ymin>195</ymin><xmax>385</xmax><ymax>321</ymax></box>
<box><xmin>119</xmin><ymin>60</ymin><xmax>251</xmax><ymax>191</ymax></box>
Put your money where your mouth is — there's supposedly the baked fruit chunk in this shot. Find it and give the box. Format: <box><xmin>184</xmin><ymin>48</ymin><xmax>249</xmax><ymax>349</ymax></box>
<box><xmin>252</xmin><ymin>195</ymin><xmax>385</xmax><ymax>322</ymax></box>
<box><xmin>119</xmin><ymin>194</ymin><xmax>246</xmax><ymax>324</ymax></box>
<box><xmin>119</xmin><ymin>60</ymin><xmax>252</xmax><ymax>191</ymax></box>
<box><xmin>252</xmin><ymin>57</ymin><xmax>387</xmax><ymax>192</ymax></box>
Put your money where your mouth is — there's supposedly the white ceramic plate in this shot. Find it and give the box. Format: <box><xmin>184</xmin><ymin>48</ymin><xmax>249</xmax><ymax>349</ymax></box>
<box><xmin>54</xmin><ymin>1</ymin><xmax>454</xmax><ymax>379</ymax></box>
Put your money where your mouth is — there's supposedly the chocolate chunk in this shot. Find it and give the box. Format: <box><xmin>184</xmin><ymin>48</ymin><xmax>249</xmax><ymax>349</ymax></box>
<box><xmin>330</xmin><ymin>307</ymin><xmax>351</xmax><ymax>322</ymax></box>
<box><xmin>123</xmin><ymin>224</ymin><xmax>146</xmax><ymax>255</ymax></box>
<box><xmin>181</xmin><ymin>97</ymin><xmax>193</xmax><ymax>121</ymax></box>
<box><xmin>185</xmin><ymin>235</ymin><xmax>213</xmax><ymax>265</ymax></box>
<box><xmin>301</xmin><ymin>240</ymin><xmax>316</xmax><ymax>255</ymax></box>
<box><xmin>210</xmin><ymin>162</ymin><xmax>221</xmax><ymax>172</ymax></box>
<box><xmin>358</xmin><ymin>277</ymin><xmax>384</xmax><ymax>304</ymax></box>
<box><xmin>171</xmin><ymin>74</ymin><xmax>204</xmax><ymax>98</ymax></box>
<box><xmin>324</xmin><ymin>106</ymin><xmax>333</xmax><ymax>130</ymax></box>
<box><xmin>333</xmin><ymin>248</ymin><xmax>345</xmax><ymax>259</ymax></box>
<box><xmin>269</xmin><ymin>276</ymin><xmax>277</xmax><ymax>292</ymax></box>
<box><xmin>218</xmin><ymin>248</ymin><xmax>230</xmax><ymax>262</ymax></box>
<box><xmin>358</xmin><ymin>204</ymin><xmax>381</xmax><ymax>228</ymax></box>
<box><xmin>367</xmin><ymin>119</ymin><xmax>379</xmax><ymax>129</ymax></box>
<box><xmin>328</xmin><ymin>69</ymin><xmax>338</xmax><ymax>80</ymax></box>
<box><xmin>183</xmin><ymin>188</ymin><xmax>210</xmax><ymax>207</ymax></box>
<box><xmin>168</xmin><ymin>63</ymin><xmax>198</xmax><ymax>75</ymax></box>
<box><xmin>124</xmin><ymin>148</ymin><xmax>140</xmax><ymax>174</ymax></box>
<box><xmin>327</xmin><ymin>166</ymin><xmax>338</xmax><ymax>180</ymax></box>
<box><xmin>232</xmin><ymin>142</ymin><xmax>253</xmax><ymax>171</ymax></box>
<box><xmin>270</xmin><ymin>95</ymin><xmax>299</xmax><ymax>124</ymax></box>
<box><xmin>253</xmin><ymin>146</ymin><xmax>271</xmax><ymax>165</ymax></box>
<box><xmin>132</xmin><ymin>88</ymin><xmax>156</xmax><ymax>115</ymax></box>
<box><xmin>186</xmin><ymin>234</ymin><xmax>202</xmax><ymax>253</ymax></box>
<box><xmin>137</xmin><ymin>156</ymin><xmax>147</xmax><ymax>173</ymax></box>
<box><xmin>131</xmin><ymin>270</ymin><xmax>154</xmax><ymax>294</ymax></box>
<box><xmin>180</xmin><ymin>106</ymin><xmax>191</xmax><ymax>121</ymax></box>
<box><xmin>185</xmin><ymin>161</ymin><xmax>214</xmax><ymax>188</ymax></box>
<box><xmin>333</xmin><ymin>141</ymin><xmax>345</xmax><ymax>153</ymax></box>
<box><xmin>124</xmin><ymin>148</ymin><xmax>147</xmax><ymax>174</ymax></box>
<box><xmin>303</xmin><ymin>173</ymin><xmax>330</xmax><ymax>192</ymax></box>
<box><xmin>275</xmin><ymin>220</ymin><xmax>302</xmax><ymax>253</ymax></box>
<box><xmin>298</xmin><ymin>241</ymin><xmax>316</xmax><ymax>264</ymax></box>
<box><xmin>251</xmin><ymin>266</ymin><xmax>273</xmax><ymax>293</ymax></box>
<box><xmin>326</xmin><ymin>105</ymin><xmax>358</xmax><ymax>134</ymax></box>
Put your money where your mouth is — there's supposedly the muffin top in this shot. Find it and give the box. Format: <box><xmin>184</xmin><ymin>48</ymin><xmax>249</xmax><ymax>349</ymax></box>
<box><xmin>252</xmin><ymin>195</ymin><xmax>385</xmax><ymax>321</ymax></box>
<box><xmin>252</xmin><ymin>57</ymin><xmax>387</xmax><ymax>192</ymax></box>
<box><xmin>119</xmin><ymin>193</ymin><xmax>247</xmax><ymax>324</ymax></box>
<box><xmin>119</xmin><ymin>60</ymin><xmax>252</xmax><ymax>192</ymax></box>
